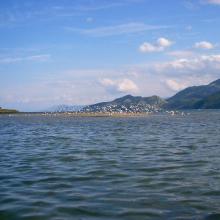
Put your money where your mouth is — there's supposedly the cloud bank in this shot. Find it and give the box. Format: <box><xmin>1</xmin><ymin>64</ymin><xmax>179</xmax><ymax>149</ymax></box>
<box><xmin>100</xmin><ymin>78</ymin><xmax>138</xmax><ymax>94</ymax></box>
<box><xmin>139</xmin><ymin>38</ymin><xmax>173</xmax><ymax>53</ymax></box>
<box><xmin>194</xmin><ymin>41</ymin><xmax>214</xmax><ymax>49</ymax></box>
<box><xmin>206</xmin><ymin>0</ymin><xmax>220</xmax><ymax>5</ymax></box>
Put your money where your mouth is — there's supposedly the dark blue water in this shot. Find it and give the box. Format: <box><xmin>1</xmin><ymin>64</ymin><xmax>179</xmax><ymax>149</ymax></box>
<box><xmin>0</xmin><ymin>111</ymin><xmax>220</xmax><ymax>220</ymax></box>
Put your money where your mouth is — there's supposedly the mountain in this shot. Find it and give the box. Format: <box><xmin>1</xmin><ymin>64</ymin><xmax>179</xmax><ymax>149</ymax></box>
<box><xmin>81</xmin><ymin>95</ymin><xmax>166</xmax><ymax>113</ymax></box>
<box><xmin>165</xmin><ymin>79</ymin><xmax>220</xmax><ymax>109</ymax></box>
<box><xmin>45</xmin><ymin>105</ymin><xmax>84</xmax><ymax>113</ymax></box>
<box><xmin>81</xmin><ymin>78</ymin><xmax>220</xmax><ymax>112</ymax></box>
<box><xmin>31</xmin><ymin>78</ymin><xmax>220</xmax><ymax>113</ymax></box>
<box><xmin>193</xmin><ymin>91</ymin><xmax>220</xmax><ymax>109</ymax></box>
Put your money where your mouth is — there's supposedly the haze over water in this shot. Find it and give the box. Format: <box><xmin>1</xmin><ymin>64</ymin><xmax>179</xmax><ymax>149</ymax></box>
<box><xmin>1</xmin><ymin>111</ymin><xmax>220</xmax><ymax>220</ymax></box>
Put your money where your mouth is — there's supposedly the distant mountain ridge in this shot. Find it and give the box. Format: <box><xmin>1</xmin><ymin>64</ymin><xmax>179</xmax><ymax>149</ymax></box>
<box><xmin>81</xmin><ymin>95</ymin><xmax>166</xmax><ymax>113</ymax></box>
<box><xmin>2</xmin><ymin>78</ymin><xmax>220</xmax><ymax>113</ymax></box>
<box><xmin>44</xmin><ymin>78</ymin><xmax>220</xmax><ymax>113</ymax></box>
<box><xmin>165</xmin><ymin>78</ymin><xmax>220</xmax><ymax>109</ymax></box>
<box><xmin>80</xmin><ymin>78</ymin><xmax>220</xmax><ymax>112</ymax></box>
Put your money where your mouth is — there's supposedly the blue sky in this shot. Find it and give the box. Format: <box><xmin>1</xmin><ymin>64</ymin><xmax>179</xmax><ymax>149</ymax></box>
<box><xmin>1</xmin><ymin>0</ymin><xmax>220</xmax><ymax>111</ymax></box>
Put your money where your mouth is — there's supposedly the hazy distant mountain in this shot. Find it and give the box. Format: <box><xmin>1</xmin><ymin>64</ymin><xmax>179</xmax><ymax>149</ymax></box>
<box><xmin>45</xmin><ymin>105</ymin><xmax>84</xmax><ymax>112</ymax></box>
<box><xmin>80</xmin><ymin>78</ymin><xmax>220</xmax><ymax>112</ymax></box>
<box><xmin>165</xmin><ymin>79</ymin><xmax>220</xmax><ymax>109</ymax></box>
<box><xmin>81</xmin><ymin>95</ymin><xmax>166</xmax><ymax>113</ymax></box>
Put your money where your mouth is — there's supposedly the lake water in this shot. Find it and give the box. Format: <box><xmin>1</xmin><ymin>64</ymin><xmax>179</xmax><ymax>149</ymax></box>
<box><xmin>0</xmin><ymin>111</ymin><xmax>220</xmax><ymax>220</ymax></box>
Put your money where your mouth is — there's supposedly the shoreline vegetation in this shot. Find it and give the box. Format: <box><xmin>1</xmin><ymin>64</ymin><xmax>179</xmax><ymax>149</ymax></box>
<box><xmin>0</xmin><ymin>112</ymin><xmax>150</xmax><ymax>117</ymax></box>
<box><xmin>0</xmin><ymin>111</ymin><xmax>188</xmax><ymax>117</ymax></box>
<box><xmin>0</xmin><ymin>107</ymin><xmax>19</xmax><ymax>114</ymax></box>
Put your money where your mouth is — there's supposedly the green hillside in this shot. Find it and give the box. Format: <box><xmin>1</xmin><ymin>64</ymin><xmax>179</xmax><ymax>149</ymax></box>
<box><xmin>82</xmin><ymin>95</ymin><xmax>166</xmax><ymax>113</ymax></box>
<box><xmin>165</xmin><ymin>79</ymin><xmax>220</xmax><ymax>109</ymax></box>
<box><xmin>194</xmin><ymin>91</ymin><xmax>220</xmax><ymax>109</ymax></box>
<box><xmin>0</xmin><ymin>107</ymin><xmax>19</xmax><ymax>114</ymax></box>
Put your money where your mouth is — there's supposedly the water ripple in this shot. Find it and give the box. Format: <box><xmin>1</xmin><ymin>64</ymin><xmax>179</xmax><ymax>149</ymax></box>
<box><xmin>0</xmin><ymin>111</ymin><xmax>220</xmax><ymax>219</ymax></box>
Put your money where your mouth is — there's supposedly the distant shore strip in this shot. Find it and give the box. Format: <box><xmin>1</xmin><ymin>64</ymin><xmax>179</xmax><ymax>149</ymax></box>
<box><xmin>1</xmin><ymin>111</ymin><xmax>186</xmax><ymax>117</ymax></box>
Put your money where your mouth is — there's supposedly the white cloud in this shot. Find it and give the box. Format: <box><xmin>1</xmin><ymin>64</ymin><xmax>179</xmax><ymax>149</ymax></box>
<box><xmin>164</xmin><ymin>76</ymin><xmax>214</xmax><ymax>92</ymax></box>
<box><xmin>157</xmin><ymin>37</ymin><xmax>172</xmax><ymax>47</ymax></box>
<box><xmin>0</xmin><ymin>54</ymin><xmax>50</xmax><ymax>64</ymax></box>
<box><xmin>66</xmin><ymin>23</ymin><xmax>169</xmax><ymax>37</ymax></box>
<box><xmin>100</xmin><ymin>78</ymin><xmax>116</xmax><ymax>87</ymax></box>
<box><xmin>130</xmin><ymin>53</ymin><xmax>220</xmax><ymax>93</ymax></box>
<box><xmin>165</xmin><ymin>79</ymin><xmax>188</xmax><ymax>91</ymax></box>
<box><xmin>194</xmin><ymin>41</ymin><xmax>214</xmax><ymax>49</ymax></box>
<box><xmin>118</xmin><ymin>79</ymin><xmax>138</xmax><ymax>93</ymax></box>
<box><xmin>139</xmin><ymin>42</ymin><xmax>162</xmax><ymax>53</ymax></box>
<box><xmin>2</xmin><ymin>53</ymin><xmax>220</xmax><ymax>111</ymax></box>
<box><xmin>100</xmin><ymin>78</ymin><xmax>138</xmax><ymax>94</ymax></box>
<box><xmin>205</xmin><ymin>0</ymin><xmax>220</xmax><ymax>5</ymax></box>
<box><xmin>167</xmin><ymin>50</ymin><xmax>195</xmax><ymax>58</ymax></box>
<box><xmin>139</xmin><ymin>37</ymin><xmax>173</xmax><ymax>53</ymax></box>
<box><xmin>154</xmin><ymin>54</ymin><xmax>220</xmax><ymax>71</ymax></box>
<box><xmin>201</xmin><ymin>54</ymin><xmax>220</xmax><ymax>62</ymax></box>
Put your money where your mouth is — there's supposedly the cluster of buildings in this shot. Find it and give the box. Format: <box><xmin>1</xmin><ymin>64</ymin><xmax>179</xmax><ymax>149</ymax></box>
<box><xmin>81</xmin><ymin>103</ymin><xmax>162</xmax><ymax>113</ymax></box>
